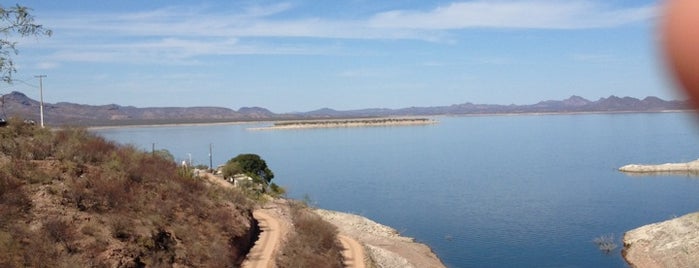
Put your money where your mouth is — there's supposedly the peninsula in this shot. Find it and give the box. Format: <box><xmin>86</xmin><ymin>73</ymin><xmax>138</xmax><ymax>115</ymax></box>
<box><xmin>618</xmin><ymin>159</ymin><xmax>699</xmax><ymax>175</ymax></box>
<box><xmin>250</xmin><ymin>118</ymin><xmax>436</xmax><ymax>130</ymax></box>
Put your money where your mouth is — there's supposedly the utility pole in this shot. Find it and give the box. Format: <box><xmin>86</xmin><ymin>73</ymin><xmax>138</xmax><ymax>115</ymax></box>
<box><xmin>209</xmin><ymin>143</ymin><xmax>213</xmax><ymax>172</ymax></box>
<box><xmin>35</xmin><ymin>75</ymin><xmax>46</xmax><ymax>128</ymax></box>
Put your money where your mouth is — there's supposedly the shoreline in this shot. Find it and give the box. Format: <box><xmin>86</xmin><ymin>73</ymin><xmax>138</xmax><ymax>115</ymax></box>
<box><xmin>619</xmin><ymin>159</ymin><xmax>699</xmax><ymax>175</ymax></box>
<box><xmin>200</xmin><ymin>173</ymin><xmax>445</xmax><ymax>267</ymax></box>
<box><xmin>313</xmin><ymin>208</ymin><xmax>446</xmax><ymax>268</ymax></box>
<box><xmin>85</xmin><ymin>120</ymin><xmax>261</xmax><ymax>131</ymax></box>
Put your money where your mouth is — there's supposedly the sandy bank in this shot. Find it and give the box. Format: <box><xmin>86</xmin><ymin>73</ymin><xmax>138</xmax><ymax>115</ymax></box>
<box><xmin>314</xmin><ymin>209</ymin><xmax>445</xmax><ymax>268</ymax></box>
<box><xmin>619</xmin><ymin>159</ymin><xmax>699</xmax><ymax>175</ymax></box>
<box><xmin>249</xmin><ymin>118</ymin><xmax>437</xmax><ymax>130</ymax></box>
<box><xmin>623</xmin><ymin>212</ymin><xmax>699</xmax><ymax>267</ymax></box>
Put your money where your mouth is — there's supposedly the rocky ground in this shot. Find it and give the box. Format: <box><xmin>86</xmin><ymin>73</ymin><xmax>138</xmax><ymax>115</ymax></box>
<box><xmin>623</xmin><ymin>212</ymin><xmax>699</xmax><ymax>267</ymax></box>
<box><xmin>314</xmin><ymin>209</ymin><xmax>446</xmax><ymax>268</ymax></box>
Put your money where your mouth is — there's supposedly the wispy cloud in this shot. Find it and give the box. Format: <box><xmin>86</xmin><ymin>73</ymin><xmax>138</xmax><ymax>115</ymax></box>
<box><xmin>369</xmin><ymin>1</ymin><xmax>658</xmax><ymax>29</ymax></box>
<box><xmin>35</xmin><ymin>61</ymin><xmax>60</xmax><ymax>70</ymax></box>
<box><xmin>35</xmin><ymin>1</ymin><xmax>657</xmax><ymax>65</ymax></box>
<box><xmin>571</xmin><ymin>53</ymin><xmax>617</xmax><ymax>63</ymax></box>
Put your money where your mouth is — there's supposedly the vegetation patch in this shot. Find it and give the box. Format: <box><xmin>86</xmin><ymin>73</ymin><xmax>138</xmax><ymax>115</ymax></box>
<box><xmin>0</xmin><ymin>119</ymin><xmax>256</xmax><ymax>267</ymax></box>
<box><xmin>277</xmin><ymin>201</ymin><xmax>344</xmax><ymax>268</ymax></box>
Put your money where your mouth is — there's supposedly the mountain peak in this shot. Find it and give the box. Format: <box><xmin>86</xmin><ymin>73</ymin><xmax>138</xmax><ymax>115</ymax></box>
<box><xmin>562</xmin><ymin>95</ymin><xmax>591</xmax><ymax>106</ymax></box>
<box><xmin>2</xmin><ymin>91</ymin><xmax>37</xmax><ymax>106</ymax></box>
<box><xmin>237</xmin><ymin>107</ymin><xmax>274</xmax><ymax>118</ymax></box>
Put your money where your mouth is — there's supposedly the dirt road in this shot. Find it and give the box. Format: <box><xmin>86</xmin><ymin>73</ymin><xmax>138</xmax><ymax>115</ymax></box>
<box><xmin>241</xmin><ymin>211</ymin><xmax>281</xmax><ymax>268</ymax></box>
<box><xmin>339</xmin><ymin>235</ymin><xmax>367</xmax><ymax>268</ymax></box>
<box><xmin>200</xmin><ymin>173</ymin><xmax>282</xmax><ymax>268</ymax></box>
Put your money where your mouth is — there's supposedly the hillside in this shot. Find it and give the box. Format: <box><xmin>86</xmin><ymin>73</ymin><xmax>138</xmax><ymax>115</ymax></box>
<box><xmin>0</xmin><ymin>120</ymin><xmax>258</xmax><ymax>266</ymax></box>
<box><xmin>0</xmin><ymin>91</ymin><xmax>283</xmax><ymax>126</ymax></box>
<box><xmin>0</xmin><ymin>91</ymin><xmax>691</xmax><ymax>126</ymax></box>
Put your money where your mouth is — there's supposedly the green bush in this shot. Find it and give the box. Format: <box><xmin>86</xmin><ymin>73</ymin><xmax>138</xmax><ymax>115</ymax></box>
<box><xmin>223</xmin><ymin>154</ymin><xmax>274</xmax><ymax>184</ymax></box>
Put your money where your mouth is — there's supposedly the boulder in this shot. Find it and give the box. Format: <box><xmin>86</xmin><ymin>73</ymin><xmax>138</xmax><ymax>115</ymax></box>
<box><xmin>623</xmin><ymin>212</ymin><xmax>699</xmax><ymax>267</ymax></box>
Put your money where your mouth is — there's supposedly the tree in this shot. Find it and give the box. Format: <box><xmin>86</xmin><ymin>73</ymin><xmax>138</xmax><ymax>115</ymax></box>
<box><xmin>1</xmin><ymin>4</ymin><xmax>52</xmax><ymax>84</ymax></box>
<box><xmin>222</xmin><ymin>154</ymin><xmax>274</xmax><ymax>184</ymax></box>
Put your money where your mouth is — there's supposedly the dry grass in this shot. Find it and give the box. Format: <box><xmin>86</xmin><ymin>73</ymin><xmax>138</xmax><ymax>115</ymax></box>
<box><xmin>277</xmin><ymin>201</ymin><xmax>344</xmax><ymax>268</ymax></box>
<box><xmin>0</xmin><ymin>119</ymin><xmax>257</xmax><ymax>266</ymax></box>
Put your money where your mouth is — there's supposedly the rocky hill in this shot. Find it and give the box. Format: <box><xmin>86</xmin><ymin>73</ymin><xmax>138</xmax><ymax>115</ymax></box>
<box><xmin>0</xmin><ymin>122</ymin><xmax>258</xmax><ymax>266</ymax></box>
<box><xmin>0</xmin><ymin>91</ymin><xmax>691</xmax><ymax>126</ymax></box>
<box><xmin>0</xmin><ymin>91</ymin><xmax>282</xmax><ymax>126</ymax></box>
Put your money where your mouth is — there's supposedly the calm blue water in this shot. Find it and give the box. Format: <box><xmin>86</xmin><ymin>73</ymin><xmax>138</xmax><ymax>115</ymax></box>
<box><xmin>94</xmin><ymin>113</ymin><xmax>699</xmax><ymax>267</ymax></box>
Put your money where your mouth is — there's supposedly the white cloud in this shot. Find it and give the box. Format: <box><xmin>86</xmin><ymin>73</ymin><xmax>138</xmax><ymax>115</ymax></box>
<box><xmin>36</xmin><ymin>61</ymin><xmax>60</xmax><ymax>70</ymax></box>
<box><xmin>369</xmin><ymin>1</ymin><xmax>657</xmax><ymax>29</ymax></box>
<box><xmin>37</xmin><ymin>1</ymin><xmax>658</xmax><ymax>65</ymax></box>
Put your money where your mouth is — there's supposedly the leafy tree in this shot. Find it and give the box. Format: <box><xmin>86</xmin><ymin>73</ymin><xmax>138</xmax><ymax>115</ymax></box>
<box><xmin>221</xmin><ymin>161</ymin><xmax>243</xmax><ymax>179</ymax></box>
<box><xmin>222</xmin><ymin>154</ymin><xmax>274</xmax><ymax>184</ymax></box>
<box><xmin>0</xmin><ymin>4</ymin><xmax>52</xmax><ymax>84</ymax></box>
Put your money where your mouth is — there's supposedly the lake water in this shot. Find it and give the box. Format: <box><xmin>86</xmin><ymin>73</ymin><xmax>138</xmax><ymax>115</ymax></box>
<box><xmin>94</xmin><ymin>112</ymin><xmax>699</xmax><ymax>267</ymax></box>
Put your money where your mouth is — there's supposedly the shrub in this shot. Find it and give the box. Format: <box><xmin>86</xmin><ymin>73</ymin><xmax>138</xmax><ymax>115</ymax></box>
<box><xmin>277</xmin><ymin>204</ymin><xmax>343</xmax><ymax>268</ymax></box>
<box><xmin>44</xmin><ymin>218</ymin><xmax>77</xmax><ymax>252</ymax></box>
<box><xmin>269</xmin><ymin>183</ymin><xmax>286</xmax><ymax>197</ymax></box>
<box><xmin>110</xmin><ymin>217</ymin><xmax>133</xmax><ymax>241</ymax></box>
<box><xmin>593</xmin><ymin>234</ymin><xmax>618</xmax><ymax>254</ymax></box>
<box><xmin>0</xmin><ymin>170</ymin><xmax>31</xmax><ymax>226</ymax></box>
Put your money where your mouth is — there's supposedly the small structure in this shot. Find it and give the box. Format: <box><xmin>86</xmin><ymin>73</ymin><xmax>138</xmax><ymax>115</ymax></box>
<box><xmin>231</xmin><ymin>174</ymin><xmax>253</xmax><ymax>188</ymax></box>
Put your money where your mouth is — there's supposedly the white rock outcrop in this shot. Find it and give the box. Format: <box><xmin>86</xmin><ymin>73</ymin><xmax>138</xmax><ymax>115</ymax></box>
<box><xmin>619</xmin><ymin>159</ymin><xmax>699</xmax><ymax>173</ymax></box>
<box><xmin>623</xmin><ymin>212</ymin><xmax>699</xmax><ymax>268</ymax></box>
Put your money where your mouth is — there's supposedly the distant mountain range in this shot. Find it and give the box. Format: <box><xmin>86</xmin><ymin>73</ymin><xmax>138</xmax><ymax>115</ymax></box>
<box><xmin>0</xmin><ymin>91</ymin><xmax>692</xmax><ymax>126</ymax></box>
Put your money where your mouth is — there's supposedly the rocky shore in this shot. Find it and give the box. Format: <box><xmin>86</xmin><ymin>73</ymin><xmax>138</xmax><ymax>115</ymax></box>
<box><xmin>314</xmin><ymin>209</ymin><xmax>445</xmax><ymax>268</ymax></box>
<box><xmin>623</xmin><ymin>212</ymin><xmax>699</xmax><ymax>267</ymax></box>
<box><xmin>619</xmin><ymin>159</ymin><xmax>699</xmax><ymax>175</ymax></box>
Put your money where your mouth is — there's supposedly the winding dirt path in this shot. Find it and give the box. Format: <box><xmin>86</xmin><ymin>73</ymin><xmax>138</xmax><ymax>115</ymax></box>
<box><xmin>339</xmin><ymin>235</ymin><xmax>367</xmax><ymax>268</ymax></box>
<box><xmin>200</xmin><ymin>173</ymin><xmax>282</xmax><ymax>268</ymax></box>
<box><xmin>241</xmin><ymin>211</ymin><xmax>281</xmax><ymax>268</ymax></box>
<box><xmin>201</xmin><ymin>172</ymin><xmax>367</xmax><ymax>267</ymax></box>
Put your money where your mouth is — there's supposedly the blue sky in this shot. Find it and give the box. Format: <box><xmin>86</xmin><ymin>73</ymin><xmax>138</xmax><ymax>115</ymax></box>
<box><xmin>5</xmin><ymin>0</ymin><xmax>676</xmax><ymax>112</ymax></box>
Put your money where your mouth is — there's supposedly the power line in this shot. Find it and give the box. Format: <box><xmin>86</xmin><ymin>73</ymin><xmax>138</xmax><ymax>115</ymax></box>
<box><xmin>11</xmin><ymin>78</ymin><xmax>38</xmax><ymax>88</ymax></box>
